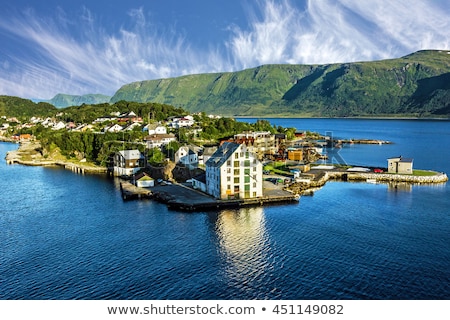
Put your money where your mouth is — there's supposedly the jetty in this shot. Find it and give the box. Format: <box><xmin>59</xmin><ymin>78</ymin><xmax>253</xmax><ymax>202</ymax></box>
<box><xmin>287</xmin><ymin>168</ymin><xmax>448</xmax><ymax>196</ymax></box>
<box><xmin>120</xmin><ymin>181</ymin><xmax>152</xmax><ymax>200</ymax></box>
<box><xmin>118</xmin><ymin>180</ymin><xmax>299</xmax><ymax>211</ymax></box>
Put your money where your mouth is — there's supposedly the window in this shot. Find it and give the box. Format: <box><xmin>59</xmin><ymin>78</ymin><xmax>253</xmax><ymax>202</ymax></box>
<box><xmin>244</xmin><ymin>184</ymin><xmax>250</xmax><ymax>191</ymax></box>
<box><xmin>227</xmin><ymin>168</ymin><xmax>231</xmax><ymax>174</ymax></box>
<box><xmin>244</xmin><ymin>176</ymin><xmax>250</xmax><ymax>183</ymax></box>
<box><xmin>234</xmin><ymin>177</ymin><xmax>240</xmax><ymax>184</ymax></box>
<box><xmin>244</xmin><ymin>160</ymin><xmax>250</xmax><ymax>167</ymax></box>
<box><xmin>245</xmin><ymin>152</ymin><xmax>249</xmax><ymax>158</ymax></box>
<box><xmin>244</xmin><ymin>168</ymin><xmax>250</xmax><ymax>175</ymax></box>
<box><xmin>253</xmin><ymin>192</ymin><xmax>257</xmax><ymax>197</ymax></box>
<box><xmin>227</xmin><ymin>176</ymin><xmax>231</xmax><ymax>182</ymax></box>
<box><xmin>234</xmin><ymin>161</ymin><xmax>239</xmax><ymax>167</ymax></box>
<box><xmin>227</xmin><ymin>160</ymin><xmax>231</xmax><ymax>166</ymax></box>
<box><xmin>253</xmin><ymin>167</ymin><xmax>256</xmax><ymax>172</ymax></box>
<box><xmin>253</xmin><ymin>182</ymin><xmax>257</xmax><ymax>188</ymax></box>
<box><xmin>234</xmin><ymin>185</ymin><xmax>240</xmax><ymax>192</ymax></box>
<box><xmin>235</xmin><ymin>153</ymin><xmax>239</xmax><ymax>159</ymax></box>
<box><xmin>234</xmin><ymin>169</ymin><xmax>240</xmax><ymax>175</ymax></box>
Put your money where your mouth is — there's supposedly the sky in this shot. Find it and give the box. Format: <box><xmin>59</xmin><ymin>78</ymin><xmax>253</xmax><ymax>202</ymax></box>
<box><xmin>0</xmin><ymin>0</ymin><xmax>449</xmax><ymax>99</ymax></box>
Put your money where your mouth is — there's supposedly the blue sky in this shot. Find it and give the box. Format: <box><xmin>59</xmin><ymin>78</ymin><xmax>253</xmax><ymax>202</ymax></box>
<box><xmin>0</xmin><ymin>0</ymin><xmax>449</xmax><ymax>99</ymax></box>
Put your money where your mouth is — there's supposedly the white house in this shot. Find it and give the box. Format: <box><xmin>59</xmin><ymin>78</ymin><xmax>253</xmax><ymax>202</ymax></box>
<box><xmin>144</xmin><ymin>133</ymin><xmax>177</xmax><ymax>149</ymax></box>
<box><xmin>144</xmin><ymin>123</ymin><xmax>167</xmax><ymax>135</ymax></box>
<box><xmin>52</xmin><ymin>121</ymin><xmax>66</xmax><ymax>130</ymax></box>
<box><xmin>113</xmin><ymin>150</ymin><xmax>144</xmax><ymax>176</ymax></box>
<box><xmin>175</xmin><ymin>146</ymin><xmax>198</xmax><ymax>169</ymax></box>
<box><xmin>123</xmin><ymin>122</ymin><xmax>142</xmax><ymax>131</ymax></box>
<box><xmin>192</xmin><ymin>173</ymin><xmax>207</xmax><ymax>193</ymax></box>
<box><xmin>388</xmin><ymin>156</ymin><xmax>413</xmax><ymax>174</ymax></box>
<box><xmin>169</xmin><ymin>116</ymin><xmax>194</xmax><ymax>128</ymax></box>
<box><xmin>133</xmin><ymin>172</ymin><xmax>155</xmax><ymax>188</ymax></box>
<box><xmin>205</xmin><ymin>142</ymin><xmax>263</xmax><ymax>200</ymax></box>
<box><xmin>104</xmin><ymin>124</ymin><xmax>123</xmax><ymax>133</ymax></box>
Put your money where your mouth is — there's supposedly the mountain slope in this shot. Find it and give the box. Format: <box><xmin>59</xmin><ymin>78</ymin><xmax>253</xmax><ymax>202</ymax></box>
<box><xmin>0</xmin><ymin>96</ymin><xmax>57</xmax><ymax>118</ymax></box>
<box><xmin>48</xmin><ymin>94</ymin><xmax>111</xmax><ymax>108</ymax></box>
<box><xmin>111</xmin><ymin>50</ymin><xmax>450</xmax><ymax>117</ymax></box>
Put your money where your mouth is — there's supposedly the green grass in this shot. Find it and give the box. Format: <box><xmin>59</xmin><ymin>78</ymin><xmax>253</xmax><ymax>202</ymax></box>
<box><xmin>413</xmin><ymin>170</ymin><xmax>438</xmax><ymax>176</ymax></box>
<box><xmin>264</xmin><ymin>162</ymin><xmax>292</xmax><ymax>176</ymax></box>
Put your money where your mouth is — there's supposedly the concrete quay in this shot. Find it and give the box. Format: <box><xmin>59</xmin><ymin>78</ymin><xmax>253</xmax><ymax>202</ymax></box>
<box><xmin>120</xmin><ymin>180</ymin><xmax>299</xmax><ymax>211</ymax></box>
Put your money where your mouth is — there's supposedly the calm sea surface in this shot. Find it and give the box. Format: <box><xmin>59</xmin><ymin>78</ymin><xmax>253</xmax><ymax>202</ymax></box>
<box><xmin>1</xmin><ymin>119</ymin><xmax>449</xmax><ymax>299</ymax></box>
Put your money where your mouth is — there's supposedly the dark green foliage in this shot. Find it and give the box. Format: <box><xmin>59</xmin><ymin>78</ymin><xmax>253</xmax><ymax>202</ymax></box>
<box><xmin>60</xmin><ymin>100</ymin><xmax>186</xmax><ymax>123</ymax></box>
<box><xmin>0</xmin><ymin>96</ymin><xmax>57</xmax><ymax>119</ymax></box>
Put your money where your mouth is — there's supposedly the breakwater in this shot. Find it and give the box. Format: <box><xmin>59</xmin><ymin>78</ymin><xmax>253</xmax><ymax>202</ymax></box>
<box><xmin>329</xmin><ymin>171</ymin><xmax>448</xmax><ymax>183</ymax></box>
<box><xmin>288</xmin><ymin>170</ymin><xmax>448</xmax><ymax>195</ymax></box>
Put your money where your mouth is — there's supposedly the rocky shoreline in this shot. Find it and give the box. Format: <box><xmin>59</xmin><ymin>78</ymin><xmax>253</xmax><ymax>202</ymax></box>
<box><xmin>4</xmin><ymin>140</ymin><xmax>107</xmax><ymax>174</ymax></box>
<box><xmin>287</xmin><ymin>170</ymin><xmax>448</xmax><ymax>195</ymax></box>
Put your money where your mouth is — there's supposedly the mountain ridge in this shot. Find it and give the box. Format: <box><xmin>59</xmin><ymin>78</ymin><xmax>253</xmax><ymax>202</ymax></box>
<box><xmin>47</xmin><ymin>93</ymin><xmax>111</xmax><ymax>108</ymax></box>
<box><xmin>111</xmin><ymin>50</ymin><xmax>450</xmax><ymax>117</ymax></box>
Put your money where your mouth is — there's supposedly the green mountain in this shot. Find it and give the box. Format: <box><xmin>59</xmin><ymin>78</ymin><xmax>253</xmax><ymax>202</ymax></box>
<box><xmin>48</xmin><ymin>93</ymin><xmax>111</xmax><ymax>108</ymax></box>
<box><xmin>111</xmin><ymin>50</ymin><xmax>450</xmax><ymax>117</ymax></box>
<box><xmin>0</xmin><ymin>96</ymin><xmax>57</xmax><ymax>119</ymax></box>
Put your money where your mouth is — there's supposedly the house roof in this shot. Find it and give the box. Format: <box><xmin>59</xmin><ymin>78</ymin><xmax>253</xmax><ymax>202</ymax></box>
<box><xmin>119</xmin><ymin>149</ymin><xmax>142</xmax><ymax>160</ymax></box>
<box><xmin>135</xmin><ymin>172</ymin><xmax>153</xmax><ymax>181</ymax></box>
<box><xmin>388</xmin><ymin>156</ymin><xmax>413</xmax><ymax>163</ymax></box>
<box><xmin>206</xmin><ymin>142</ymin><xmax>241</xmax><ymax>168</ymax></box>
<box><xmin>192</xmin><ymin>173</ymin><xmax>206</xmax><ymax>183</ymax></box>
<box><xmin>144</xmin><ymin>133</ymin><xmax>176</xmax><ymax>141</ymax></box>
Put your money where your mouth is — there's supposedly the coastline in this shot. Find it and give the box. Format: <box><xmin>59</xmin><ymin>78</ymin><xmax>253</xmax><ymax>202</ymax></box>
<box><xmin>4</xmin><ymin>140</ymin><xmax>107</xmax><ymax>174</ymax></box>
<box><xmin>234</xmin><ymin>115</ymin><xmax>450</xmax><ymax>120</ymax></box>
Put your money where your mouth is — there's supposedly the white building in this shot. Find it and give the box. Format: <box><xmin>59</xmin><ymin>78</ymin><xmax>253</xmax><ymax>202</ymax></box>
<box><xmin>175</xmin><ymin>146</ymin><xmax>198</xmax><ymax>169</ymax></box>
<box><xmin>388</xmin><ymin>156</ymin><xmax>413</xmax><ymax>174</ymax></box>
<box><xmin>104</xmin><ymin>124</ymin><xmax>123</xmax><ymax>133</ymax></box>
<box><xmin>144</xmin><ymin>123</ymin><xmax>167</xmax><ymax>135</ymax></box>
<box><xmin>113</xmin><ymin>150</ymin><xmax>144</xmax><ymax>176</ymax></box>
<box><xmin>205</xmin><ymin>142</ymin><xmax>263</xmax><ymax>200</ymax></box>
<box><xmin>144</xmin><ymin>133</ymin><xmax>177</xmax><ymax>149</ymax></box>
<box><xmin>169</xmin><ymin>116</ymin><xmax>194</xmax><ymax>128</ymax></box>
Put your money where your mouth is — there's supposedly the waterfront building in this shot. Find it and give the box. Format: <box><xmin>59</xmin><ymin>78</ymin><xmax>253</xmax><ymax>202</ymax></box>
<box><xmin>205</xmin><ymin>142</ymin><xmax>263</xmax><ymax>200</ymax></box>
<box><xmin>388</xmin><ymin>156</ymin><xmax>414</xmax><ymax>174</ymax></box>
<box><xmin>112</xmin><ymin>149</ymin><xmax>145</xmax><ymax>176</ymax></box>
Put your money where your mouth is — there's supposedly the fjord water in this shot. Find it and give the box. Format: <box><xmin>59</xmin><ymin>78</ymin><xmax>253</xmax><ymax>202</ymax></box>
<box><xmin>1</xmin><ymin>119</ymin><xmax>449</xmax><ymax>300</ymax></box>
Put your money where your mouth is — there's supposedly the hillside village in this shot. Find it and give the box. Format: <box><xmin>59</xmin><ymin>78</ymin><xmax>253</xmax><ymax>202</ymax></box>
<box><xmin>3</xmin><ymin>102</ymin><xmax>449</xmax><ymax>209</ymax></box>
<box><xmin>1</xmin><ymin>107</ymin><xmax>336</xmax><ymax>201</ymax></box>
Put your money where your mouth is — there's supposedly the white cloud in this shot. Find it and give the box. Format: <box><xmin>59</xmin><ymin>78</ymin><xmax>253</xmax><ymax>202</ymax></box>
<box><xmin>0</xmin><ymin>1</ymin><xmax>448</xmax><ymax>99</ymax></box>
<box><xmin>229</xmin><ymin>0</ymin><xmax>450</xmax><ymax>67</ymax></box>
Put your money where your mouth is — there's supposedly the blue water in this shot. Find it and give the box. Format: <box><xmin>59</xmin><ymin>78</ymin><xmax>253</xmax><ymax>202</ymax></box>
<box><xmin>1</xmin><ymin>119</ymin><xmax>449</xmax><ymax>300</ymax></box>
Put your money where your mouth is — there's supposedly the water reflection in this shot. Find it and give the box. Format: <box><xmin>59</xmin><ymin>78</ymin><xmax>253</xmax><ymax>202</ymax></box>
<box><xmin>387</xmin><ymin>182</ymin><xmax>413</xmax><ymax>192</ymax></box>
<box><xmin>214</xmin><ymin>207</ymin><xmax>274</xmax><ymax>293</ymax></box>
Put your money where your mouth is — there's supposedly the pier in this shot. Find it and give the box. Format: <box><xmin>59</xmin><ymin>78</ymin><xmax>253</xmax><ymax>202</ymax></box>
<box><xmin>120</xmin><ymin>181</ymin><xmax>153</xmax><ymax>200</ymax></box>
<box><xmin>119</xmin><ymin>180</ymin><xmax>299</xmax><ymax>211</ymax></box>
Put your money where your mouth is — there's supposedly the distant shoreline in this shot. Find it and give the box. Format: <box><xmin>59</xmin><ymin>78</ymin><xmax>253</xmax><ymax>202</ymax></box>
<box><xmin>234</xmin><ymin>115</ymin><xmax>450</xmax><ymax>120</ymax></box>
